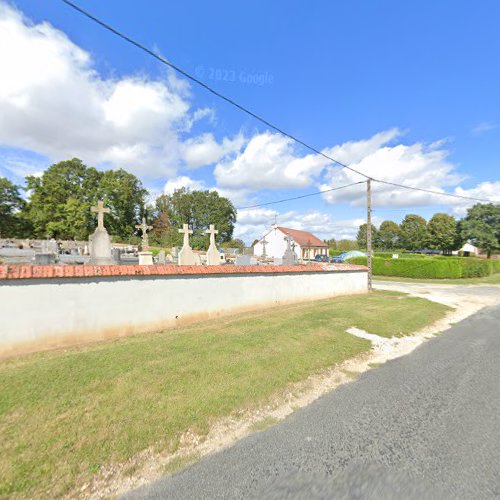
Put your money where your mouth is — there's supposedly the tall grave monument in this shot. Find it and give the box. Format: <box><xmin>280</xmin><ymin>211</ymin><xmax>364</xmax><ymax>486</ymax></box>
<box><xmin>136</xmin><ymin>217</ymin><xmax>153</xmax><ymax>266</ymax></box>
<box><xmin>282</xmin><ymin>234</ymin><xmax>297</xmax><ymax>266</ymax></box>
<box><xmin>205</xmin><ymin>224</ymin><xmax>221</xmax><ymax>265</ymax></box>
<box><xmin>89</xmin><ymin>200</ymin><xmax>113</xmax><ymax>265</ymax></box>
<box><xmin>178</xmin><ymin>224</ymin><xmax>196</xmax><ymax>265</ymax></box>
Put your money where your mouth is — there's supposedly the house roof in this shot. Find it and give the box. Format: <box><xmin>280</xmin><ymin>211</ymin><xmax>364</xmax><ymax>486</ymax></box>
<box><xmin>277</xmin><ymin>227</ymin><xmax>328</xmax><ymax>247</ymax></box>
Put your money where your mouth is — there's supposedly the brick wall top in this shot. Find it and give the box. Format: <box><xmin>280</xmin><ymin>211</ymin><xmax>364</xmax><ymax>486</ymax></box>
<box><xmin>0</xmin><ymin>263</ymin><xmax>367</xmax><ymax>281</ymax></box>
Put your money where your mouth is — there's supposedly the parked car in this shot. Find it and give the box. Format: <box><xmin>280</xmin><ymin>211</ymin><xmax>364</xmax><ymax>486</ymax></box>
<box><xmin>331</xmin><ymin>250</ymin><xmax>366</xmax><ymax>263</ymax></box>
<box><xmin>314</xmin><ymin>254</ymin><xmax>330</xmax><ymax>262</ymax></box>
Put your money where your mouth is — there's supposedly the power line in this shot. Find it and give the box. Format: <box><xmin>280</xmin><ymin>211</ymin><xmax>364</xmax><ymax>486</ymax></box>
<box><xmin>61</xmin><ymin>0</ymin><xmax>497</xmax><ymax>206</ymax></box>
<box><xmin>373</xmin><ymin>180</ymin><xmax>495</xmax><ymax>203</ymax></box>
<box><xmin>60</xmin><ymin>0</ymin><xmax>365</xmax><ymax>179</ymax></box>
<box><xmin>236</xmin><ymin>181</ymin><xmax>365</xmax><ymax>210</ymax></box>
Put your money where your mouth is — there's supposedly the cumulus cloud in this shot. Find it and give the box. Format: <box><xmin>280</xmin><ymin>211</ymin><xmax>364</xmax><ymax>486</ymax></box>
<box><xmin>163</xmin><ymin>175</ymin><xmax>206</xmax><ymax>195</ymax></box>
<box><xmin>0</xmin><ymin>3</ymin><xmax>211</xmax><ymax>178</ymax></box>
<box><xmin>320</xmin><ymin>133</ymin><xmax>470</xmax><ymax>207</ymax></box>
<box><xmin>214</xmin><ymin>132</ymin><xmax>330</xmax><ymax>189</ymax></box>
<box><xmin>182</xmin><ymin>133</ymin><xmax>245</xmax><ymax>169</ymax></box>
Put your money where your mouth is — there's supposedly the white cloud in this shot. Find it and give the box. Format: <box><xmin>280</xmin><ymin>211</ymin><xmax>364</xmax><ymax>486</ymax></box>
<box><xmin>214</xmin><ymin>131</ymin><xmax>330</xmax><ymax>189</ymax></box>
<box><xmin>471</xmin><ymin>122</ymin><xmax>498</xmax><ymax>136</ymax></box>
<box><xmin>0</xmin><ymin>3</ymin><xmax>211</xmax><ymax>178</ymax></box>
<box><xmin>182</xmin><ymin>133</ymin><xmax>245</xmax><ymax>169</ymax></box>
<box><xmin>320</xmin><ymin>134</ymin><xmax>467</xmax><ymax>208</ymax></box>
<box><xmin>163</xmin><ymin>175</ymin><xmax>206</xmax><ymax>195</ymax></box>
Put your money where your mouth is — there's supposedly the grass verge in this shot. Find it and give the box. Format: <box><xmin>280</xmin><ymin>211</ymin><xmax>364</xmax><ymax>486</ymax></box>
<box><xmin>0</xmin><ymin>291</ymin><xmax>450</xmax><ymax>498</ymax></box>
<box><xmin>374</xmin><ymin>273</ymin><xmax>500</xmax><ymax>285</ymax></box>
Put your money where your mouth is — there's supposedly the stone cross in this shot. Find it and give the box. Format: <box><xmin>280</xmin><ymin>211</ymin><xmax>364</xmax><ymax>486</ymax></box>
<box><xmin>91</xmin><ymin>200</ymin><xmax>110</xmax><ymax>231</ymax></box>
<box><xmin>282</xmin><ymin>234</ymin><xmax>296</xmax><ymax>266</ymax></box>
<box><xmin>205</xmin><ymin>224</ymin><xmax>218</xmax><ymax>246</ymax></box>
<box><xmin>205</xmin><ymin>224</ymin><xmax>221</xmax><ymax>266</ymax></box>
<box><xmin>178</xmin><ymin>224</ymin><xmax>193</xmax><ymax>248</ymax></box>
<box><xmin>261</xmin><ymin>237</ymin><xmax>268</xmax><ymax>259</ymax></box>
<box><xmin>135</xmin><ymin>217</ymin><xmax>153</xmax><ymax>249</ymax></box>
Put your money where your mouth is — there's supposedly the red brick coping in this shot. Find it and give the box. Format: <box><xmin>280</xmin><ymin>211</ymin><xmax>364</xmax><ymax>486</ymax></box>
<box><xmin>0</xmin><ymin>263</ymin><xmax>367</xmax><ymax>281</ymax></box>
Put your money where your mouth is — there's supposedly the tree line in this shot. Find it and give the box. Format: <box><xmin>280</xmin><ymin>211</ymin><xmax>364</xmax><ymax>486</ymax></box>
<box><xmin>0</xmin><ymin>159</ymin><xmax>237</xmax><ymax>249</ymax></box>
<box><xmin>353</xmin><ymin>208</ymin><xmax>500</xmax><ymax>257</ymax></box>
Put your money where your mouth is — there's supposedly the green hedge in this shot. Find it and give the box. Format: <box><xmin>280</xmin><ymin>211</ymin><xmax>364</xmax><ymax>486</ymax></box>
<box><xmin>348</xmin><ymin>256</ymin><xmax>495</xmax><ymax>279</ymax></box>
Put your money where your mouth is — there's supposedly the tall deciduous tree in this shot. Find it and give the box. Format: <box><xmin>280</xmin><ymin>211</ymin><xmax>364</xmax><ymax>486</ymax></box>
<box><xmin>356</xmin><ymin>223</ymin><xmax>378</xmax><ymax>249</ymax></box>
<box><xmin>426</xmin><ymin>213</ymin><xmax>457</xmax><ymax>253</ymax></box>
<box><xmin>377</xmin><ymin>220</ymin><xmax>401</xmax><ymax>249</ymax></box>
<box><xmin>25</xmin><ymin>158</ymin><xmax>147</xmax><ymax>240</ymax></box>
<box><xmin>0</xmin><ymin>177</ymin><xmax>29</xmax><ymax>237</ymax></box>
<box><xmin>153</xmin><ymin>188</ymin><xmax>236</xmax><ymax>249</ymax></box>
<box><xmin>460</xmin><ymin>203</ymin><xmax>500</xmax><ymax>257</ymax></box>
<box><xmin>336</xmin><ymin>239</ymin><xmax>358</xmax><ymax>251</ymax></box>
<box><xmin>399</xmin><ymin>214</ymin><xmax>427</xmax><ymax>250</ymax></box>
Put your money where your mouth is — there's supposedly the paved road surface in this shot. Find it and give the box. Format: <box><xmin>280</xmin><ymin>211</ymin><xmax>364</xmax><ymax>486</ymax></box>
<box><xmin>125</xmin><ymin>305</ymin><xmax>500</xmax><ymax>500</ymax></box>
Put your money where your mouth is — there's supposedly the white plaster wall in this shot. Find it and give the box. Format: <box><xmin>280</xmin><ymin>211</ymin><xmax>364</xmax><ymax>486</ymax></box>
<box><xmin>254</xmin><ymin>227</ymin><xmax>296</xmax><ymax>258</ymax></box>
<box><xmin>0</xmin><ymin>271</ymin><xmax>367</xmax><ymax>354</ymax></box>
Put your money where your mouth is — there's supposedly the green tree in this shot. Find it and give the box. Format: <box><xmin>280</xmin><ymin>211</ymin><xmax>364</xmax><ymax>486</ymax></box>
<box><xmin>377</xmin><ymin>220</ymin><xmax>400</xmax><ymax>250</ymax></box>
<box><xmin>356</xmin><ymin>223</ymin><xmax>378</xmax><ymax>249</ymax></box>
<box><xmin>399</xmin><ymin>214</ymin><xmax>427</xmax><ymax>250</ymax></box>
<box><xmin>460</xmin><ymin>203</ymin><xmax>500</xmax><ymax>257</ymax></box>
<box><xmin>154</xmin><ymin>188</ymin><xmax>236</xmax><ymax>249</ymax></box>
<box><xmin>336</xmin><ymin>239</ymin><xmax>358</xmax><ymax>251</ymax></box>
<box><xmin>222</xmin><ymin>239</ymin><xmax>245</xmax><ymax>252</ymax></box>
<box><xmin>426</xmin><ymin>213</ymin><xmax>457</xmax><ymax>254</ymax></box>
<box><xmin>0</xmin><ymin>177</ymin><xmax>29</xmax><ymax>237</ymax></box>
<box><xmin>25</xmin><ymin>158</ymin><xmax>147</xmax><ymax>240</ymax></box>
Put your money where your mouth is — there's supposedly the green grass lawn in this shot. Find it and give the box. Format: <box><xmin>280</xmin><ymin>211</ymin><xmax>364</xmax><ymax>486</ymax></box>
<box><xmin>374</xmin><ymin>273</ymin><xmax>500</xmax><ymax>285</ymax></box>
<box><xmin>0</xmin><ymin>291</ymin><xmax>450</xmax><ymax>498</ymax></box>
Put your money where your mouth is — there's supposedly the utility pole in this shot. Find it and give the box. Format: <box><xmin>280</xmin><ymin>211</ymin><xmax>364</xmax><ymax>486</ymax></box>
<box><xmin>366</xmin><ymin>178</ymin><xmax>372</xmax><ymax>291</ymax></box>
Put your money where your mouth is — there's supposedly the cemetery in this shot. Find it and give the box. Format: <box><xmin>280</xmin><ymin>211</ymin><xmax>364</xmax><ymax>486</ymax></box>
<box><xmin>0</xmin><ymin>200</ymin><xmax>368</xmax><ymax>356</ymax></box>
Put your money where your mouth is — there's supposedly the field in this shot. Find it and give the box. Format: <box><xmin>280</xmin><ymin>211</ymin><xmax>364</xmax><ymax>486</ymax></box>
<box><xmin>0</xmin><ymin>291</ymin><xmax>450</xmax><ymax>498</ymax></box>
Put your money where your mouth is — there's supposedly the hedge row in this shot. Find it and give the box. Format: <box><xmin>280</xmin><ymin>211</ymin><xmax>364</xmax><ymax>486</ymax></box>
<box><xmin>348</xmin><ymin>256</ymin><xmax>498</xmax><ymax>279</ymax></box>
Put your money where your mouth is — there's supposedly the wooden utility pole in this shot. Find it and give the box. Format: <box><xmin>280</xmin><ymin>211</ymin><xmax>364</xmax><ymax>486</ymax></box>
<box><xmin>366</xmin><ymin>178</ymin><xmax>373</xmax><ymax>291</ymax></box>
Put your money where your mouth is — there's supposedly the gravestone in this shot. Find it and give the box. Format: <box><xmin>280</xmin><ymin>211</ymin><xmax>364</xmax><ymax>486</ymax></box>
<box><xmin>35</xmin><ymin>238</ymin><xmax>58</xmax><ymax>265</ymax></box>
<box><xmin>282</xmin><ymin>234</ymin><xmax>297</xmax><ymax>266</ymax></box>
<box><xmin>89</xmin><ymin>200</ymin><xmax>113</xmax><ymax>265</ymax></box>
<box><xmin>136</xmin><ymin>217</ymin><xmax>153</xmax><ymax>266</ymax></box>
<box><xmin>235</xmin><ymin>255</ymin><xmax>258</xmax><ymax>266</ymax></box>
<box><xmin>111</xmin><ymin>248</ymin><xmax>122</xmax><ymax>264</ymax></box>
<box><xmin>34</xmin><ymin>253</ymin><xmax>56</xmax><ymax>265</ymax></box>
<box><xmin>205</xmin><ymin>224</ymin><xmax>221</xmax><ymax>265</ymax></box>
<box><xmin>178</xmin><ymin>224</ymin><xmax>196</xmax><ymax>265</ymax></box>
<box><xmin>157</xmin><ymin>249</ymin><xmax>166</xmax><ymax>265</ymax></box>
<box><xmin>261</xmin><ymin>236</ymin><xmax>268</xmax><ymax>260</ymax></box>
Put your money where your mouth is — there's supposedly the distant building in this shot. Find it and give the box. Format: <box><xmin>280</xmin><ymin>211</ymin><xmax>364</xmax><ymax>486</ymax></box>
<box><xmin>253</xmin><ymin>225</ymin><xmax>328</xmax><ymax>260</ymax></box>
<box><xmin>458</xmin><ymin>242</ymin><xmax>479</xmax><ymax>256</ymax></box>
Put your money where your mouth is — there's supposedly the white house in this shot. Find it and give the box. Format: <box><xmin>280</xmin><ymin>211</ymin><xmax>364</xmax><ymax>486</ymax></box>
<box><xmin>253</xmin><ymin>225</ymin><xmax>329</xmax><ymax>260</ymax></box>
<box><xmin>458</xmin><ymin>242</ymin><xmax>479</xmax><ymax>256</ymax></box>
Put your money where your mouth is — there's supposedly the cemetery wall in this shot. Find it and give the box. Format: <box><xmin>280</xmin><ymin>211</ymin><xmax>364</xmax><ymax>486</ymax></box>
<box><xmin>0</xmin><ymin>264</ymin><xmax>367</xmax><ymax>356</ymax></box>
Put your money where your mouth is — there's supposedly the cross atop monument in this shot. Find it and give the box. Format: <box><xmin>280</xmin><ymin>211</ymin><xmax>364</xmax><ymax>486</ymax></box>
<box><xmin>91</xmin><ymin>200</ymin><xmax>110</xmax><ymax>231</ymax></box>
<box><xmin>261</xmin><ymin>236</ymin><xmax>268</xmax><ymax>259</ymax></box>
<box><xmin>135</xmin><ymin>217</ymin><xmax>153</xmax><ymax>249</ymax></box>
<box><xmin>178</xmin><ymin>223</ymin><xmax>193</xmax><ymax>248</ymax></box>
<box><xmin>205</xmin><ymin>224</ymin><xmax>218</xmax><ymax>247</ymax></box>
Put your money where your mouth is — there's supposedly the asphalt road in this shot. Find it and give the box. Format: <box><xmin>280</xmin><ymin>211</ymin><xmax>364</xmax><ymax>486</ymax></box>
<box><xmin>124</xmin><ymin>305</ymin><xmax>500</xmax><ymax>500</ymax></box>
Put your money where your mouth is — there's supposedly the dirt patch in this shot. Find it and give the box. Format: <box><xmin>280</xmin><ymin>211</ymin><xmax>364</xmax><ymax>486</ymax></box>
<box><xmin>72</xmin><ymin>285</ymin><xmax>499</xmax><ymax>499</ymax></box>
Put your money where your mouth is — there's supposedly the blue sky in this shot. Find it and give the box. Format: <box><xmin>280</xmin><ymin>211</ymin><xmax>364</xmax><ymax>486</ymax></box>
<box><xmin>0</xmin><ymin>0</ymin><xmax>499</xmax><ymax>243</ymax></box>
